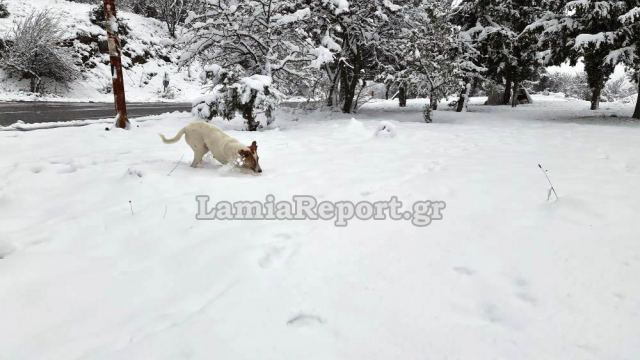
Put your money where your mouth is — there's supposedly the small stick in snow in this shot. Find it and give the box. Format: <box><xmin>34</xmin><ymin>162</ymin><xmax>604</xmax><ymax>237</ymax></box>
<box><xmin>167</xmin><ymin>155</ymin><xmax>184</xmax><ymax>176</ymax></box>
<box><xmin>129</xmin><ymin>200</ymin><xmax>134</xmax><ymax>215</ymax></box>
<box><xmin>538</xmin><ymin>164</ymin><xmax>559</xmax><ymax>201</ymax></box>
<box><xmin>162</xmin><ymin>205</ymin><xmax>168</xmax><ymax>219</ymax></box>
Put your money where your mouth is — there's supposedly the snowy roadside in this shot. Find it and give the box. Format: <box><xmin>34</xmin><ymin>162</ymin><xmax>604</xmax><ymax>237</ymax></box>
<box><xmin>0</xmin><ymin>97</ymin><xmax>639</xmax><ymax>360</ymax></box>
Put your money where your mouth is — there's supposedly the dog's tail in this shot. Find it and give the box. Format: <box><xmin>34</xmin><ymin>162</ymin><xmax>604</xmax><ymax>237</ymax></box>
<box><xmin>159</xmin><ymin>128</ymin><xmax>185</xmax><ymax>144</ymax></box>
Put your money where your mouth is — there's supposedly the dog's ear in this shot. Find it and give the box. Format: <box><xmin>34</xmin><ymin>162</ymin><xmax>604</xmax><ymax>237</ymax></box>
<box><xmin>250</xmin><ymin>141</ymin><xmax>258</xmax><ymax>154</ymax></box>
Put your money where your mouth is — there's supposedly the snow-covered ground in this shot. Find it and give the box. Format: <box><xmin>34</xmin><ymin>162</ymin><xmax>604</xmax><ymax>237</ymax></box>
<box><xmin>1</xmin><ymin>95</ymin><xmax>639</xmax><ymax>360</ymax></box>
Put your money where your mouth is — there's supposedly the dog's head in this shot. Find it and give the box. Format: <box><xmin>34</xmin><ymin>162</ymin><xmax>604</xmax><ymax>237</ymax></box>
<box><xmin>237</xmin><ymin>141</ymin><xmax>262</xmax><ymax>173</ymax></box>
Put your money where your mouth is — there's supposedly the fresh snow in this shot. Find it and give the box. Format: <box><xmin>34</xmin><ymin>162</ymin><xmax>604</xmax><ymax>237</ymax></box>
<box><xmin>1</xmin><ymin>95</ymin><xmax>639</xmax><ymax>359</ymax></box>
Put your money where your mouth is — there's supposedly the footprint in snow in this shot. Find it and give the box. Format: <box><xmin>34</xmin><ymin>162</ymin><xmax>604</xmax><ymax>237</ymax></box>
<box><xmin>452</xmin><ymin>266</ymin><xmax>475</xmax><ymax>276</ymax></box>
<box><xmin>127</xmin><ymin>168</ymin><xmax>144</xmax><ymax>178</ymax></box>
<box><xmin>259</xmin><ymin>242</ymin><xmax>298</xmax><ymax>269</ymax></box>
<box><xmin>30</xmin><ymin>165</ymin><xmax>44</xmax><ymax>174</ymax></box>
<box><xmin>286</xmin><ymin>313</ymin><xmax>325</xmax><ymax>328</ymax></box>
<box><xmin>513</xmin><ymin>277</ymin><xmax>537</xmax><ymax>305</ymax></box>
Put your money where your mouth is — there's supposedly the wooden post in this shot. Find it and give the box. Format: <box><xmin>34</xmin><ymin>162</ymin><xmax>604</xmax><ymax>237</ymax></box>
<box><xmin>104</xmin><ymin>0</ymin><xmax>129</xmax><ymax>129</ymax></box>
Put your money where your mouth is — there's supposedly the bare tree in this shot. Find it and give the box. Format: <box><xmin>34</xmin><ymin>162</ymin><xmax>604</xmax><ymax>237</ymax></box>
<box><xmin>151</xmin><ymin>0</ymin><xmax>196</xmax><ymax>38</ymax></box>
<box><xmin>0</xmin><ymin>9</ymin><xmax>79</xmax><ymax>93</ymax></box>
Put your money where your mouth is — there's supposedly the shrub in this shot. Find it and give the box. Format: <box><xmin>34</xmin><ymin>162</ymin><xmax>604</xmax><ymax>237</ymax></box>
<box><xmin>602</xmin><ymin>76</ymin><xmax>635</xmax><ymax>102</ymax></box>
<box><xmin>0</xmin><ymin>9</ymin><xmax>79</xmax><ymax>93</ymax></box>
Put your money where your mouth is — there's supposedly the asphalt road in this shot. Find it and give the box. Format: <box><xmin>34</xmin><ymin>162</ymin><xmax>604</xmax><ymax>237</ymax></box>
<box><xmin>0</xmin><ymin>102</ymin><xmax>192</xmax><ymax>126</ymax></box>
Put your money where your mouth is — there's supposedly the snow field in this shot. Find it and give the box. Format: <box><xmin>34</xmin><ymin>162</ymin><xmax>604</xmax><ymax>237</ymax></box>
<box><xmin>0</xmin><ymin>96</ymin><xmax>639</xmax><ymax>359</ymax></box>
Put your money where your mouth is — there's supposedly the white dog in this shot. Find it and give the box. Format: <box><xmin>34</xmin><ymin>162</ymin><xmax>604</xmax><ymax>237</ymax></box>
<box><xmin>160</xmin><ymin>122</ymin><xmax>262</xmax><ymax>173</ymax></box>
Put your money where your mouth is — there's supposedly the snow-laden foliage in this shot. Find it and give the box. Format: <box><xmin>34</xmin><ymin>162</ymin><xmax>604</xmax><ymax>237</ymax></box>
<box><xmin>181</xmin><ymin>0</ymin><xmax>315</xmax><ymax>130</ymax></box>
<box><xmin>452</xmin><ymin>0</ymin><xmax>548</xmax><ymax>107</ymax></box>
<box><xmin>389</xmin><ymin>0</ymin><xmax>483</xmax><ymax>110</ymax></box>
<box><xmin>527</xmin><ymin>0</ymin><xmax>638</xmax><ymax>110</ymax></box>
<box><xmin>0</xmin><ymin>9</ymin><xmax>79</xmax><ymax>94</ymax></box>
<box><xmin>306</xmin><ymin>0</ymin><xmax>413</xmax><ymax>113</ymax></box>
<box><xmin>192</xmin><ymin>64</ymin><xmax>282</xmax><ymax>130</ymax></box>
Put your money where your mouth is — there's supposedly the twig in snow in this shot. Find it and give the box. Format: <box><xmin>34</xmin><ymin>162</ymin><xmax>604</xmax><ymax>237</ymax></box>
<box><xmin>162</xmin><ymin>205</ymin><xmax>168</xmax><ymax>219</ymax></box>
<box><xmin>167</xmin><ymin>154</ymin><xmax>184</xmax><ymax>176</ymax></box>
<box><xmin>129</xmin><ymin>200</ymin><xmax>134</xmax><ymax>215</ymax></box>
<box><xmin>538</xmin><ymin>164</ymin><xmax>559</xmax><ymax>201</ymax></box>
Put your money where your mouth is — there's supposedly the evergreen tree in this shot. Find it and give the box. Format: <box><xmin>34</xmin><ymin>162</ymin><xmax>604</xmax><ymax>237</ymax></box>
<box><xmin>531</xmin><ymin>0</ymin><xmax>637</xmax><ymax>110</ymax></box>
<box><xmin>452</xmin><ymin>0</ymin><xmax>547</xmax><ymax>107</ymax></box>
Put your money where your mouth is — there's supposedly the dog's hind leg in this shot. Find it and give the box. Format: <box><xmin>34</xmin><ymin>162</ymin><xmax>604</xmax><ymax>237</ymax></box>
<box><xmin>190</xmin><ymin>147</ymin><xmax>207</xmax><ymax>168</ymax></box>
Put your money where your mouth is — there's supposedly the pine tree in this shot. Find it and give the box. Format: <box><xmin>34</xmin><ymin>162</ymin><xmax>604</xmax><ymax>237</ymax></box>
<box><xmin>452</xmin><ymin>0</ymin><xmax>546</xmax><ymax>107</ymax></box>
<box><xmin>530</xmin><ymin>0</ymin><xmax>636</xmax><ymax>110</ymax></box>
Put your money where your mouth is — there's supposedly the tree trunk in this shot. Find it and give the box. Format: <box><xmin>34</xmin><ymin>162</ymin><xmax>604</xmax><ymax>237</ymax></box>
<box><xmin>243</xmin><ymin>90</ymin><xmax>259</xmax><ymax>131</ymax></box>
<box><xmin>325</xmin><ymin>64</ymin><xmax>338</xmax><ymax>107</ymax></box>
<box><xmin>30</xmin><ymin>77</ymin><xmax>40</xmax><ymax>93</ymax></box>
<box><xmin>341</xmin><ymin>74</ymin><xmax>359</xmax><ymax>113</ymax></box>
<box><xmin>590</xmin><ymin>86</ymin><xmax>601</xmax><ymax>110</ymax></box>
<box><xmin>456</xmin><ymin>89</ymin><xmax>465</xmax><ymax>112</ymax></box>
<box><xmin>385</xmin><ymin>83</ymin><xmax>391</xmax><ymax>100</ymax></box>
<box><xmin>430</xmin><ymin>93</ymin><xmax>438</xmax><ymax>110</ymax></box>
<box><xmin>503</xmin><ymin>79</ymin><xmax>512</xmax><ymax>105</ymax></box>
<box><xmin>398</xmin><ymin>84</ymin><xmax>407</xmax><ymax>107</ymax></box>
<box><xmin>633</xmin><ymin>84</ymin><xmax>640</xmax><ymax>119</ymax></box>
<box><xmin>352</xmin><ymin>79</ymin><xmax>366</xmax><ymax>112</ymax></box>
<box><xmin>327</xmin><ymin>85</ymin><xmax>335</xmax><ymax>107</ymax></box>
<box><xmin>341</xmin><ymin>49</ymin><xmax>361</xmax><ymax>113</ymax></box>
<box><xmin>456</xmin><ymin>82</ymin><xmax>471</xmax><ymax>112</ymax></box>
<box><xmin>511</xmin><ymin>82</ymin><xmax>520</xmax><ymax>107</ymax></box>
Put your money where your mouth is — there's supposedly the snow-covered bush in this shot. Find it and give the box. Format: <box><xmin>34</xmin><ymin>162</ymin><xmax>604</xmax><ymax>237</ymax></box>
<box><xmin>532</xmin><ymin>72</ymin><xmax>591</xmax><ymax>101</ymax></box>
<box><xmin>181</xmin><ymin>0</ymin><xmax>314</xmax><ymax>131</ymax></box>
<box><xmin>192</xmin><ymin>65</ymin><xmax>281</xmax><ymax>131</ymax></box>
<box><xmin>375</xmin><ymin>121</ymin><xmax>397</xmax><ymax>138</ymax></box>
<box><xmin>0</xmin><ymin>9</ymin><xmax>79</xmax><ymax>93</ymax></box>
<box><xmin>602</xmin><ymin>77</ymin><xmax>635</xmax><ymax>102</ymax></box>
<box><xmin>0</xmin><ymin>1</ymin><xmax>9</xmax><ymax>18</ymax></box>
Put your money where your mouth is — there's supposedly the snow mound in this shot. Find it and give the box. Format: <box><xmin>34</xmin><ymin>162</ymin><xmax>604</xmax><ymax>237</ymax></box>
<box><xmin>374</xmin><ymin>120</ymin><xmax>397</xmax><ymax>138</ymax></box>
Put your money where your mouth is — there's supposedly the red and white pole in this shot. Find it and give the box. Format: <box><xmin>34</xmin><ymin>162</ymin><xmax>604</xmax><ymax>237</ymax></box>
<box><xmin>103</xmin><ymin>0</ymin><xmax>129</xmax><ymax>129</ymax></box>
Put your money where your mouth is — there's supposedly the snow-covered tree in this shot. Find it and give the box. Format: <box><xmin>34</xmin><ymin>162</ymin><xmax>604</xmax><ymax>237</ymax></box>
<box><xmin>181</xmin><ymin>0</ymin><xmax>315</xmax><ymax>130</ymax></box>
<box><xmin>530</xmin><ymin>0</ymin><xmax>637</xmax><ymax>110</ymax></box>
<box><xmin>452</xmin><ymin>0</ymin><xmax>546</xmax><ymax>107</ymax></box>
<box><xmin>0</xmin><ymin>9</ymin><xmax>79</xmax><ymax>93</ymax></box>
<box><xmin>307</xmin><ymin>0</ymin><xmax>411</xmax><ymax>113</ymax></box>
<box><xmin>381</xmin><ymin>0</ymin><xmax>482</xmax><ymax>111</ymax></box>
